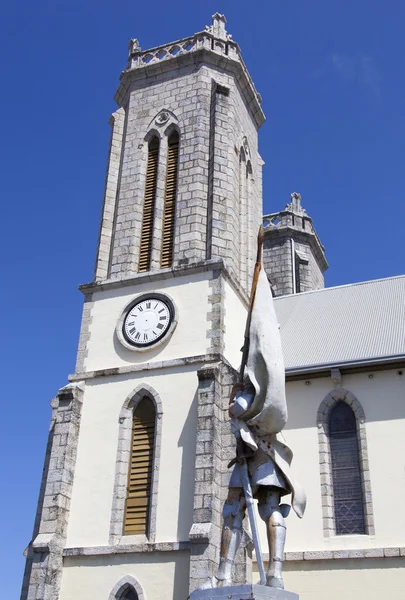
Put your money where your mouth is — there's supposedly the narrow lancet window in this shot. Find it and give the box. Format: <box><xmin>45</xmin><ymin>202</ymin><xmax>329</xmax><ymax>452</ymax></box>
<box><xmin>161</xmin><ymin>131</ymin><xmax>179</xmax><ymax>268</ymax></box>
<box><xmin>119</xmin><ymin>589</ymin><xmax>138</xmax><ymax>600</ymax></box>
<box><xmin>329</xmin><ymin>401</ymin><xmax>365</xmax><ymax>535</ymax></box>
<box><xmin>124</xmin><ymin>397</ymin><xmax>156</xmax><ymax>535</ymax></box>
<box><xmin>139</xmin><ymin>137</ymin><xmax>159</xmax><ymax>272</ymax></box>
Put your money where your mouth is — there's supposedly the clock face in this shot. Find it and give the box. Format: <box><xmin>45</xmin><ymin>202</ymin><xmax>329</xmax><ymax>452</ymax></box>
<box><xmin>123</xmin><ymin>296</ymin><xmax>173</xmax><ymax>347</ymax></box>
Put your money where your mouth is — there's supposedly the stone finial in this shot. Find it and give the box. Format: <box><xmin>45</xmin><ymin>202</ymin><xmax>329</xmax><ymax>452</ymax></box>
<box><xmin>128</xmin><ymin>38</ymin><xmax>141</xmax><ymax>57</ymax></box>
<box><xmin>211</xmin><ymin>13</ymin><xmax>228</xmax><ymax>40</ymax></box>
<box><xmin>286</xmin><ymin>192</ymin><xmax>307</xmax><ymax>215</ymax></box>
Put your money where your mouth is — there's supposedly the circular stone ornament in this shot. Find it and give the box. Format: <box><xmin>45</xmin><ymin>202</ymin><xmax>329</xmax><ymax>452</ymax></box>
<box><xmin>117</xmin><ymin>292</ymin><xmax>177</xmax><ymax>351</ymax></box>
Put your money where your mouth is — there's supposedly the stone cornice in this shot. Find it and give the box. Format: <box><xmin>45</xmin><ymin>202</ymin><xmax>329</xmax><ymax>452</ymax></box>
<box><xmin>68</xmin><ymin>352</ymin><xmax>234</xmax><ymax>382</ymax></box>
<box><xmin>78</xmin><ymin>258</ymin><xmax>249</xmax><ymax>307</ymax></box>
<box><xmin>285</xmin><ymin>354</ymin><xmax>405</xmax><ymax>380</ymax></box>
<box><xmin>62</xmin><ymin>543</ymin><xmax>405</xmax><ymax>560</ymax></box>
<box><xmin>260</xmin><ymin>547</ymin><xmax>405</xmax><ymax>562</ymax></box>
<box><xmin>63</xmin><ymin>541</ymin><xmax>190</xmax><ymax>557</ymax></box>
<box><xmin>115</xmin><ymin>36</ymin><xmax>265</xmax><ymax>129</ymax></box>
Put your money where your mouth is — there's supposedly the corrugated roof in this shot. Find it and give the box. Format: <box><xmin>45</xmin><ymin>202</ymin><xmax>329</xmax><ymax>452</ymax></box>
<box><xmin>274</xmin><ymin>275</ymin><xmax>405</xmax><ymax>371</ymax></box>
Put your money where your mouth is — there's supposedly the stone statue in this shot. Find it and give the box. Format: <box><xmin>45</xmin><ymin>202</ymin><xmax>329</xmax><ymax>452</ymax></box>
<box><xmin>196</xmin><ymin>228</ymin><xmax>306</xmax><ymax>594</ymax></box>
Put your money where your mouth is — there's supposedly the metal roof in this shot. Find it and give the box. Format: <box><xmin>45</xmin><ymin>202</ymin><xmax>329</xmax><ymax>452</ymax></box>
<box><xmin>274</xmin><ymin>275</ymin><xmax>405</xmax><ymax>371</ymax></box>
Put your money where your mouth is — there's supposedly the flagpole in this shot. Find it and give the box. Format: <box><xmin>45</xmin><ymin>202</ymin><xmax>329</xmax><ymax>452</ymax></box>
<box><xmin>235</xmin><ymin>224</ymin><xmax>267</xmax><ymax>585</ymax></box>
<box><xmin>239</xmin><ymin>225</ymin><xmax>265</xmax><ymax>383</ymax></box>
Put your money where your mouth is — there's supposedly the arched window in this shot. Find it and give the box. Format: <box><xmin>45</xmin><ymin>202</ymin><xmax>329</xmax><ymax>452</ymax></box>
<box><xmin>139</xmin><ymin>137</ymin><xmax>159</xmax><ymax>272</ymax></box>
<box><xmin>161</xmin><ymin>130</ymin><xmax>179</xmax><ymax>268</ymax></box>
<box><xmin>119</xmin><ymin>588</ymin><xmax>138</xmax><ymax>600</ymax></box>
<box><xmin>124</xmin><ymin>397</ymin><xmax>156</xmax><ymax>535</ymax></box>
<box><xmin>109</xmin><ymin>576</ymin><xmax>145</xmax><ymax>600</ymax></box>
<box><xmin>329</xmin><ymin>401</ymin><xmax>365</xmax><ymax>535</ymax></box>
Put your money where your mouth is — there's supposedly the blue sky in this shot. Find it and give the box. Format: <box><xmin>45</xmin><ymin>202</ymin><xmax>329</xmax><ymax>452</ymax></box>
<box><xmin>1</xmin><ymin>1</ymin><xmax>404</xmax><ymax>596</ymax></box>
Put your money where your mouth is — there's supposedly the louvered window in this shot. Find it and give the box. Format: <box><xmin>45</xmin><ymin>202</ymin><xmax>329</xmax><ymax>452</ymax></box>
<box><xmin>329</xmin><ymin>401</ymin><xmax>365</xmax><ymax>535</ymax></box>
<box><xmin>124</xmin><ymin>397</ymin><xmax>156</xmax><ymax>535</ymax></box>
<box><xmin>139</xmin><ymin>138</ymin><xmax>159</xmax><ymax>273</ymax></box>
<box><xmin>161</xmin><ymin>131</ymin><xmax>179</xmax><ymax>268</ymax></box>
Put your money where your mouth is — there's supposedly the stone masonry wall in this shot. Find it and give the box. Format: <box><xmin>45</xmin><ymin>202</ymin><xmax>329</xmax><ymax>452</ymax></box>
<box><xmin>189</xmin><ymin>360</ymin><xmax>252</xmax><ymax>593</ymax></box>
<box><xmin>20</xmin><ymin>383</ymin><xmax>83</xmax><ymax>600</ymax></box>
<box><xmin>96</xmin><ymin>59</ymin><xmax>262</xmax><ymax>297</ymax></box>
<box><xmin>263</xmin><ymin>234</ymin><xmax>294</xmax><ymax>297</ymax></box>
<box><xmin>263</xmin><ymin>228</ymin><xmax>326</xmax><ymax>297</ymax></box>
<box><xmin>94</xmin><ymin>108</ymin><xmax>126</xmax><ymax>282</ymax></box>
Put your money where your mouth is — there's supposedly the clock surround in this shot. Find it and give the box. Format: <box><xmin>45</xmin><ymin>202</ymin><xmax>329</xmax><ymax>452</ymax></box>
<box><xmin>116</xmin><ymin>292</ymin><xmax>177</xmax><ymax>352</ymax></box>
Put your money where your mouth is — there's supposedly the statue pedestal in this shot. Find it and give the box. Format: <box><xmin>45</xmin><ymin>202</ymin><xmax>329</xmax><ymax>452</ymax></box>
<box><xmin>189</xmin><ymin>584</ymin><xmax>298</xmax><ymax>600</ymax></box>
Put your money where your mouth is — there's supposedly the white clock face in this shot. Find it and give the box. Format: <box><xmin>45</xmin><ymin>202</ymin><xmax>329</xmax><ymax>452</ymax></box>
<box><xmin>123</xmin><ymin>297</ymin><xmax>172</xmax><ymax>347</ymax></box>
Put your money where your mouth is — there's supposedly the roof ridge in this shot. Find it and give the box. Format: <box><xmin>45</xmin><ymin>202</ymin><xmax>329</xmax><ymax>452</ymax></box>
<box><xmin>274</xmin><ymin>273</ymin><xmax>405</xmax><ymax>300</ymax></box>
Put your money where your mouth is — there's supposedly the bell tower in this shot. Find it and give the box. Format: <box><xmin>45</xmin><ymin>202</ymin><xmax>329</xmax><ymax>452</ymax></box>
<box><xmin>21</xmin><ymin>14</ymin><xmax>265</xmax><ymax>600</ymax></box>
<box><xmin>93</xmin><ymin>12</ymin><xmax>264</xmax><ymax>294</ymax></box>
<box><xmin>262</xmin><ymin>192</ymin><xmax>328</xmax><ymax>297</ymax></box>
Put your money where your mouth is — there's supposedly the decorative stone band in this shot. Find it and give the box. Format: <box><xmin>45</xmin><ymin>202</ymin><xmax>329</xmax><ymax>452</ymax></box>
<box><xmin>69</xmin><ymin>352</ymin><xmax>234</xmax><ymax>382</ymax></box>
<box><xmin>259</xmin><ymin>547</ymin><xmax>405</xmax><ymax>561</ymax></box>
<box><xmin>62</xmin><ymin>543</ymin><xmax>405</xmax><ymax>560</ymax></box>
<box><xmin>63</xmin><ymin>541</ymin><xmax>190</xmax><ymax>557</ymax></box>
<box><xmin>78</xmin><ymin>258</ymin><xmax>248</xmax><ymax>304</ymax></box>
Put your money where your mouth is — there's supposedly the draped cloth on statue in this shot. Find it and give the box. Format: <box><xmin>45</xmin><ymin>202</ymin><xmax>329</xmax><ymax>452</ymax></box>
<box><xmin>232</xmin><ymin>267</ymin><xmax>306</xmax><ymax>519</ymax></box>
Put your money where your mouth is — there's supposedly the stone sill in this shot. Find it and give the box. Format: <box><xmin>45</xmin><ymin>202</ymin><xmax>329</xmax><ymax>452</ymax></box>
<box><xmin>69</xmin><ymin>352</ymin><xmax>233</xmax><ymax>382</ymax></box>
<box><xmin>63</xmin><ymin>541</ymin><xmax>190</xmax><ymax>557</ymax></box>
<box><xmin>256</xmin><ymin>547</ymin><xmax>405</xmax><ymax>562</ymax></box>
<box><xmin>62</xmin><ymin>543</ymin><xmax>405</xmax><ymax>560</ymax></box>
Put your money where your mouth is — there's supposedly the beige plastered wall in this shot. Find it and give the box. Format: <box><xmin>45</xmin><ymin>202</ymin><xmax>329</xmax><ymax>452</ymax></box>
<box><xmin>59</xmin><ymin>552</ymin><xmax>190</xmax><ymax>600</ymax></box>
<box><xmin>84</xmin><ymin>271</ymin><xmax>212</xmax><ymax>372</ymax></box>
<box><xmin>253</xmin><ymin>557</ymin><xmax>405</xmax><ymax>600</ymax></box>
<box><xmin>66</xmin><ymin>367</ymin><xmax>199</xmax><ymax>547</ymax></box>
<box><xmin>222</xmin><ymin>278</ymin><xmax>247</xmax><ymax>370</ymax></box>
<box><xmin>254</xmin><ymin>368</ymin><xmax>405</xmax><ymax>552</ymax></box>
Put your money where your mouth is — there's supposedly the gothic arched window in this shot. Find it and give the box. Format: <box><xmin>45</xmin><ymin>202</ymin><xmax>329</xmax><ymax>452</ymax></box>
<box><xmin>119</xmin><ymin>588</ymin><xmax>138</xmax><ymax>600</ymax></box>
<box><xmin>139</xmin><ymin>137</ymin><xmax>160</xmax><ymax>272</ymax></box>
<box><xmin>161</xmin><ymin>130</ymin><xmax>179</xmax><ymax>268</ymax></box>
<box><xmin>329</xmin><ymin>401</ymin><xmax>365</xmax><ymax>535</ymax></box>
<box><xmin>124</xmin><ymin>397</ymin><xmax>156</xmax><ymax>535</ymax></box>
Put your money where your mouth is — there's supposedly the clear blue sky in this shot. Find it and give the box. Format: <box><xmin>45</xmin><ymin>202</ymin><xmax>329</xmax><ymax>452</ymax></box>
<box><xmin>1</xmin><ymin>1</ymin><xmax>404</xmax><ymax>596</ymax></box>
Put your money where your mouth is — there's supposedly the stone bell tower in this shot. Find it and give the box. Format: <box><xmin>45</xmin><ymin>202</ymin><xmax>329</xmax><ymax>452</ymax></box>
<box><xmin>262</xmin><ymin>192</ymin><xmax>328</xmax><ymax>297</ymax></box>
<box><xmin>21</xmin><ymin>14</ymin><xmax>265</xmax><ymax>600</ymax></box>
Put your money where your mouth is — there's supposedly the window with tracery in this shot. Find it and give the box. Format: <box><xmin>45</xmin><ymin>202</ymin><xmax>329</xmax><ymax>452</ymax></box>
<box><xmin>124</xmin><ymin>397</ymin><xmax>156</xmax><ymax>535</ymax></box>
<box><xmin>329</xmin><ymin>401</ymin><xmax>366</xmax><ymax>535</ymax></box>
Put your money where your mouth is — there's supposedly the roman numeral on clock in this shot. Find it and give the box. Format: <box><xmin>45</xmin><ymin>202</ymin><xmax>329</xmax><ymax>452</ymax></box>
<box><xmin>129</xmin><ymin>327</ymin><xmax>136</xmax><ymax>335</ymax></box>
<box><xmin>160</xmin><ymin>316</ymin><xmax>167</xmax><ymax>320</ymax></box>
<box><xmin>135</xmin><ymin>332</ymin><xmax>140</xmax><ymax>340</ymax></box>
<box><xmin>138</xmin><ymin>305</ymin><xmax>143</xmax><ymax>312</ymax></box>
<box><xmin>143</xmin><ymin>333</ymin><xmax>148</xmax><ymax>341</ymax></box>
<box><xmin>146</xmin><ymin>302</ymin><xmax>151</xmax><ymax>309</ymax></box>
<box><xmin>157</xmin><ymin>323</ymin><xmax>164</xmax><ymax>330</ymax></box>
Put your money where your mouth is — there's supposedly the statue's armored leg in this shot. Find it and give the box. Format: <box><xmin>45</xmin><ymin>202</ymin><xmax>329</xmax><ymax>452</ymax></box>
<box><xmin>258</xmin><ymin>491</ymin><xmax>287</xmax><ymax>589</ymax></box>
<box><xmin>217</xmin><ymin>487</ymin><xmax>246</xmax><ymax>586</ymax></box>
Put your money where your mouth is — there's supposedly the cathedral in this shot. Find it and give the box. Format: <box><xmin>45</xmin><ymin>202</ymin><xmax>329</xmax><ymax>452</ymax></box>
<box><xmin>20</xmin><ymin>14</ymin><xmax>405</xmax><ymax>600</ymax></box>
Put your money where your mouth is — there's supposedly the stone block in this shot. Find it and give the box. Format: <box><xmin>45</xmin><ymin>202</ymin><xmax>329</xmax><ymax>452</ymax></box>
<box><xmin>189</xmin><ymin>584</ymin><xmax>298</xmax><ymax>600</ymax></box>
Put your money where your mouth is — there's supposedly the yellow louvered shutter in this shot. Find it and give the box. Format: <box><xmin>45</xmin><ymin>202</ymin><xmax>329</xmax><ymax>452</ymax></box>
<box><xmin>161</xmin><ymin>131</ymin><xmax>179</xmax><ymax>268</ymax></box>
<box><xmin>124</xmin><ymin>398</ymin><xmax>156</xmax><ymax>536</ymax></box>
<box><xmin>139</xmin><ymin>138</ymin><xmax>159</xmax><ymax>273</ymax></box>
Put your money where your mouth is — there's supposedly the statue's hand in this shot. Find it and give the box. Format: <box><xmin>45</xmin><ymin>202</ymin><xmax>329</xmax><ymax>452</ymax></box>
<box><xmin>229</xmin><ymin>383</ymin><xmax>244</xmax><ymax>404</ymax></box>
